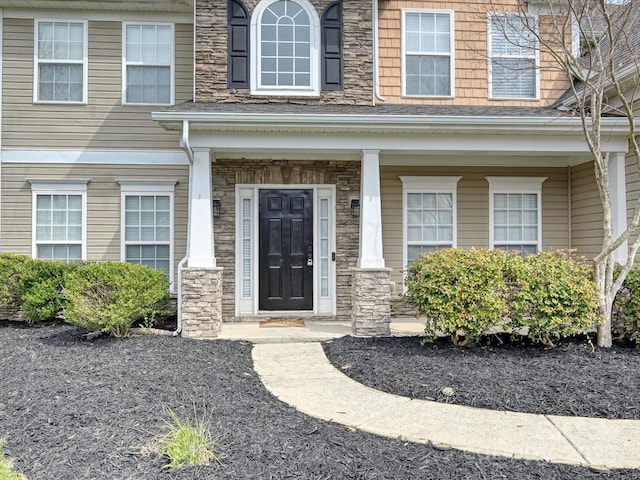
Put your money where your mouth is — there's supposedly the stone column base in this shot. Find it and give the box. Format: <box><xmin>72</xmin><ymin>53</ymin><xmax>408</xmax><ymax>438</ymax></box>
<box><xmin>351</xmin><ymin>268</ymin><xmax>392</xmax><ymax>336</ymax></box>
<box><xmin>181</xmin><ymin>267</ymin><xmax>223</xmax><ymax>339</ymax></box>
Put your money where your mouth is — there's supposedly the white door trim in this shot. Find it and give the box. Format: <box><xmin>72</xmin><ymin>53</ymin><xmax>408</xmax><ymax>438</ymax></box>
<box><xmin>235</xmin><ymin>184</ymin><xmax>336</xmax><ymax>317</ymax></box>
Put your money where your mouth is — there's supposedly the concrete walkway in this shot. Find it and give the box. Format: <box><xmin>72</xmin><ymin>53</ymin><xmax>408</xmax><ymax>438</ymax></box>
<box><xmin>252</xmin><ymin>342</ymin><xmax>640</xmax><ymax>470</ymax></box>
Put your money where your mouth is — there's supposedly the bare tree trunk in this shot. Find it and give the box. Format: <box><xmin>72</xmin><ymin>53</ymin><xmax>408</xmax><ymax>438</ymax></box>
<box><xmin>597</xmin><ymin>294</ymin><xmax>613</xmax><ymax>348</ymax></box>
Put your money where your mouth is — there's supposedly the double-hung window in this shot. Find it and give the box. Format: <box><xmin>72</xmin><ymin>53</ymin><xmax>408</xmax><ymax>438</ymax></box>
<box><xmin>403</xmin><ymin>10</ymin><xmax>454</xmax><ymax>97</ymax></box>
<box><xmin>29</xmin><ymin>180</ymin><xmax>87</xmax><ymax>262</ymax></box>
<box><xmin>487</xmin><ymin>177</ymin><xmax>546</xmax><ymax>255</ymax></box>
<box><xmin>488</xmin><ymin>14</ymin><xmax>538</xmax><ymax>99</ymax></box>
<box><xmin>123</xmin><ymin>23</ymin><xmax>174</xmax><ymax>105</ymax></box>
<box><xmin>401</xmin><ymin>176</ymin><xmax>461</xmax><ymax>265</ymax></box>
<box><xmin>250</xmin><ymin>0</ymin><xmax>320</xmax><ymax>96</ymax></box>
<box><xmin>119</xmin><ymin>181</ymin><xmax>175</xmax><ymax>287</ymax></box>
<box><xmin>34</xmin><ymin>20</ymin><xmax>87</xmax><ymax>103</ymax></box>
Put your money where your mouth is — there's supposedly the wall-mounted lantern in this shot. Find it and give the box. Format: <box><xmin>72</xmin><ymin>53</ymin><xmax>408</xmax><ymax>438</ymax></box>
<box><xmin>212</xmin><ymin>198</ymin><xmax>222</xmax><ymax>218</ymax></box>
<box><xmin>350</xmin><ymin>198</ymin><xmax>360</xmax><ymax>218</ymax></box>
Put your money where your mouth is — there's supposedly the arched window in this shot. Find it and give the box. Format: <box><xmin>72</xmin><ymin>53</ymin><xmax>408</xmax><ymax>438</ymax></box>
<box><xmin>251</xmin><ymin>0</ymin><xmax>320</xmax><ymax>96</ymax></box>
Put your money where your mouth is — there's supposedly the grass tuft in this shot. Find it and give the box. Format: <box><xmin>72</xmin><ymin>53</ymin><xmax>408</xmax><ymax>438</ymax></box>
<box><xmin>157</xmin><ymin>406</ymin><xmax>219</xmax><ymax>469</ymax></box>
<box><xmin>0</xmin><ymin>439</ymin><xmax>27</xmax><ymax>480</ymax></box>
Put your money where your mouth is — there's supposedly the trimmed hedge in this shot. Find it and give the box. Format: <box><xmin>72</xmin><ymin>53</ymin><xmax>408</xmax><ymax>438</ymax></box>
<box><xmin>406</xmin><ymin>248</ymin><xmax>600</xmax><ymax>347</ymax></box>
<box><xmin>64</xmin><ymin>261</ymin><xmax>169</xmax><ymax>337</ymax></box>
<box><xmin>0</xmin><ymin>254</ymin><xmax>75</xmax><ymax>325</ymax></box>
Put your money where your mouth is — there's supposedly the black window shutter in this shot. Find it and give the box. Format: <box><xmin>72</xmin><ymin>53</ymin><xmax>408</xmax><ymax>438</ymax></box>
<box><xmin>228</xmin><ymin>0</ymin><xmax>249</xmax><ymax>88</ymax></box>
<box><xmin>321</xmin><ymin>1</ymin><xmax>343</xmax><ymax>91</ymax></box>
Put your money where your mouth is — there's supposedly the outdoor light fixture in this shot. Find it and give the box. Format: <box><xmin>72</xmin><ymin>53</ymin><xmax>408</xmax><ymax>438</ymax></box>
<box><xmin>212</xmin><ymin>198</ymin><xmax>222</xmax><ymax>217</ymax></box>
<box><xmin>350</xmin><ymin>198</ymin><xmax>360</xmax><ymax>218</ymax></box>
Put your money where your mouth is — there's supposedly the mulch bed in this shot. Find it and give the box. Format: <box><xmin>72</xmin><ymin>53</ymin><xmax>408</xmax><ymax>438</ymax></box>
<box><xmin>0</xmin><ymin>321</ymin><xmax>638</xmax><ymax>479</ymax></box>
<box><xmin>323</xmin><ymin>335</ymin><xmax>640</xmax><ymax>420</ymax></box>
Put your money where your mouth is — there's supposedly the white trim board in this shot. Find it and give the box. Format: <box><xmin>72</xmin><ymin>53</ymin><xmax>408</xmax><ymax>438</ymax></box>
<box><xmin>2</xmin><ymin>150</ymin><xmax>189</xmax><ymax>165</ymax></box>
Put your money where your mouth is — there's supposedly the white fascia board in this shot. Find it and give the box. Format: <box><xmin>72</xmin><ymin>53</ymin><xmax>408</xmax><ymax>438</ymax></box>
<box><xmin>187</xmin><ymin>130</ymin><xmax>629</xmax><ymax>155</ymax></box>
<box><xmin>153</xmin><ymin>111</ymin><xmax>633</xmax><ymax>136</ymax></box>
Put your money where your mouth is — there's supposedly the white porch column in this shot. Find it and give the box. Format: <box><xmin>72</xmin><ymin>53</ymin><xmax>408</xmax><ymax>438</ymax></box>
<box><xmin>358</xmin><ymin>149</ymin><xmax>385</xmax><ymax>268</ymax></box>
<box><xmin>187</xmin><ymin>147</ymin><xmax>216</xmax><ymax>267</ymax></box>
<box><xmin>609</xmin><ymin>152</ymin><xmax>628</xmax><ymax>264</ymax></box>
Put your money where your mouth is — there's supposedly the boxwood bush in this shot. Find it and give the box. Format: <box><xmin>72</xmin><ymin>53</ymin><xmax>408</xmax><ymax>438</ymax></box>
<box><xmin>0</xmin><ymin>254</ymin><xmax>75</xmax><ymax>324</ymax></box>
<box><xmin>64</xmin><ymin>261</ymin><xmax>169</xmax><ymax>337</ymax></box>
<box><xmin>406</xmin><ymin>248</ymin><xmax>600</xmax><ymax>347</ymax></box>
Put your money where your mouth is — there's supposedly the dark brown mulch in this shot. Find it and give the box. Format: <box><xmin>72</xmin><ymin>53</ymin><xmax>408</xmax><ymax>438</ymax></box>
<box><xmin>322</xmin><ymin>334</ymin><xmax>640</xmax><ymax>420</ymax></box>
<box><xmin>0</xmin><ymin>321</ymin><xmax>638</xmax><ymax>479</ymax></box>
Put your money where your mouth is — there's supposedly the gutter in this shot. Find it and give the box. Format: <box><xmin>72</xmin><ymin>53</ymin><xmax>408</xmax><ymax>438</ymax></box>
<box><xmin>372</xmin><ymin>0</ymin><xmax>385</xmax><ymax>105</ymax></box>
<box><xmin>174</xmin><ymin>120</ymin><xmax>194</xmax><ymax>336</ymax></box>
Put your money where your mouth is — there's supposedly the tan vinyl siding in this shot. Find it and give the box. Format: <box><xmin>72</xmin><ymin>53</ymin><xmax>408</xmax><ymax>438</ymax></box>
<box><xmin>627</xmin><ymin>141</ymin><xmax>640</xmax><ymax>232</ymax></box>
<box><xmin>381</xmin><ymin>166</ymin><xmax>569</xmax><ymax>287</ymax></box>
<box><xmin>0</xmin><ymin>163</ymin><xmax>189</xmax><ymax>288</ymax></box>
<box><xmin>570</xmin><ymin>161</ymin><xmax>603</xmax><ymax>260</ymax></box>
<box><xmin>2</xmin><ymin>18</ymin><xmax>193</xmax><ymax>150</ymax></box>
<box><xmin>378</xmin><ymin>0</ymin><xmax>570</xmax><ymax>106</ymax></box>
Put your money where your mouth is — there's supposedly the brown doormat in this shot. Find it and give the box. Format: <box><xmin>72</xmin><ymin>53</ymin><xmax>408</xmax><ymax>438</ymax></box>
<box><xmin>259</xmin><ymin>319</ymin><xmax>306</xmax><ymax>328</ymax></box>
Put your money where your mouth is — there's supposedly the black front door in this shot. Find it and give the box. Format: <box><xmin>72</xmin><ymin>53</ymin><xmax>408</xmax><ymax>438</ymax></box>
<box><xmin>259</xmin><ymin>189</ymin><xmax>313</xmax><ymax>310</ymax></box>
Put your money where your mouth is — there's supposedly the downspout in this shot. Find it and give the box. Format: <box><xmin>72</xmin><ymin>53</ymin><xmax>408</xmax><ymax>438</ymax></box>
<box><xmin>175</xmin><ymin>120</ymin><xmax>194</xmax><ymax>336</ymax></box>
<box><xmin>568</xmin><ymin>165</ymin><xmax>572</xmax><ymax>251</ymax></box>
<box><xmin>372</xmin><ymin>0</ymin><xmax>385</xmax><ymax>105</ymax></box>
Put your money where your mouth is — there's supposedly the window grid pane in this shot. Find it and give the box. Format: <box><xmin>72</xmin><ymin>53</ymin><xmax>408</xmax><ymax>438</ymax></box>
<box><xmin>260</xmin><ymin>0</ymin><xmax>311</xmax><ymax>87</ymax></box>
<box><xmin>35</xmin><ymin>193</ymin><xmax>83</xmax><ymax>262</ymax></box>
<box><xmin>125</xmin><ymin>24</ymin><xmax>172</xmax><ymax>104</ymax></box>
<box><xmin>37</xmin><ymin>22</ymin><xmax>84</xmax><ymax>102</ymax></box>
<box><xmin>490</xmin><ymin>15</ymin><xmax>537</xmax><ymax>98</ymax></box>
<box><xmin>404</xmin><ymin>12</ymin><xmax>451</xmax><ymax>96</ymax></box>
<box><xmin>493</xmin><ymin>193</ymin><xmax>538</xmax><ymax>254</ymax></box>
<box><xmin>124</xmin><ymin>194</ymin><xmax>171</xmax><ymax>273</ymax></box>
<box><xmin>406</xmin><ymin>192</ymin><xmax>453</xmax><ymax>263</ymax></box>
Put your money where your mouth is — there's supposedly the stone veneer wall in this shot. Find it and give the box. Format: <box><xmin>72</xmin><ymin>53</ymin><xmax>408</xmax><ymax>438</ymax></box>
<box><xmin>212</xmin><ymin>159</ymin><xmax>360</xmax><ymax>321</ymax></box>
<box><xmin>195</xmin><ymin>0</ymin><xmax>373</xmax><ymax>104</ymax></box>
<box><xmin>352</xmin><ymin>268</ymin><xmax>391</xmax><ymax>336</ymax></box>
<box><xmin>181</xmin><ymin>267</ymin><xmax>223</xmax><ymax>338</ymax></box>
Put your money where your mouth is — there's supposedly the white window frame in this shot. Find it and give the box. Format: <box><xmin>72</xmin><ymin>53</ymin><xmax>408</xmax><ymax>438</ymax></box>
<box><xmin>33</xmin><ymin>19</ymin><xmax>88</xmax><ymax>104</ymax></box>
<box><xmin>118</xmin><ymin>180</ymin><xmax>176</xmax><ymax>291</ymax></box>
<box><xmin>487</xmin><ymin>13</ymin><xmax>539</xmax><ymax>100</ymax></box>
<box><xmin>486</xmin><ymin>176</ymin><xmax>546</xmax><ymax>253</ymax></box>
<box><xmin>28</xmin><ymin>179</ymin><xmax>88</xmax><ymax>261</ymax></box>
<box><xmin>402</xmin><ymin>9</ymin><xmax>455</xmax><ymax>98</ymax></box>
<box><xmin>121</xmin><ymin>22</ymin><xmax>175</xmax><ymax>106</ymax></box>
<box><xmin>400</xmin><ymin>176</ymin><xmax>461</xmax><ymax>270</ymax></box>
<box><xmin>250</xmin><ymin>0</ymin><xmax>321</xmax><ymax>97</ymax></box>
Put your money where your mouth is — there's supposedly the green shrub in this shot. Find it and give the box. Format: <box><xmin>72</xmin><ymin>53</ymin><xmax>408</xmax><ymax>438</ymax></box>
<box><xmin>613</xmin><ymin>267</ymin><xmax>640</xmax><ymax>347</ymax></box>
<box><xmin>406</xmin><ymin>248</ymin><xmax>514</xmax><ymax>346</ymax></box>
<box><xmin>0</xmin><ymin>254</ymin><xmax>75</xmax><ymax>325</ymax></box>
<box><xmin>18</xmin><ymin>259</ymin><xmax>76</xmax><ymax>324</ymax></box>
<box><xmin>511</xmin><ymin>251</ymin><xmax>600</xmax><ymax>347</ymax></box>
<box><xmin>406</xmin><ymin>248</ymin><xmax>599</xmax><ymax>347</ymax></box>
<box><xmin>0</xmin><ymin>253</ymin><xmax>30</xmax><ymax>308</ymax></box>
<box><xmin>64</xmin><ymin>262</ymin><xmax>169</xmax><ymax>336</ymax></box>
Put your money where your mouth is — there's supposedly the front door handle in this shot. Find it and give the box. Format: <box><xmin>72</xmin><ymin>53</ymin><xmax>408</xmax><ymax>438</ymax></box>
<box><xmin>307</xmin><ymin>258</ymin><xmax>313</xmax><ymax>266</ymax></box>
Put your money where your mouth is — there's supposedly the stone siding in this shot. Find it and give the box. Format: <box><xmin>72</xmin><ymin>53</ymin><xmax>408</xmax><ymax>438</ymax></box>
<box><xmin>181</xmin><ymin>267</ymin><xmax>223</xmax><ymax>338</ymax></box>
<box><xmin>212</xmin><ymin>159</ymin><xmax>360</xmax><ymax>321</ymax></box>
<box><xmin>351</xmin><ymin>268</ymin><xmax>392</xmax><ymax>336</ymax></box>
<box><xmin>195</xmin><ymin>0</ymin><xmax>373</xmax><ymax>104</ymax></box>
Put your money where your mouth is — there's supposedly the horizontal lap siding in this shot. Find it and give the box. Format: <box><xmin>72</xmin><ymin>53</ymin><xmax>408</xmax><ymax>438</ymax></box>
<box><xmin>381</xmin><ymin>165</ymin><xmax>569</xmax><ymax>287</ymax></box>
<box><xmin>0</xmin><ymin>163</ymin><xmax>189</xmax><ymax>288</ymax></box>
<box><xmin>627</xmin><ymin>142</ymin><xmax>640</xmax><ymax>247</ymax></box>
<box><xmin>570</xmin><ymin>161</ymin><xmax>603</xmax><ymax>260</ymax></box>
<box><xmin>2</xmin><ymin>18</ymin><xmax>193</xmax><ymax>150</ymax></box>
